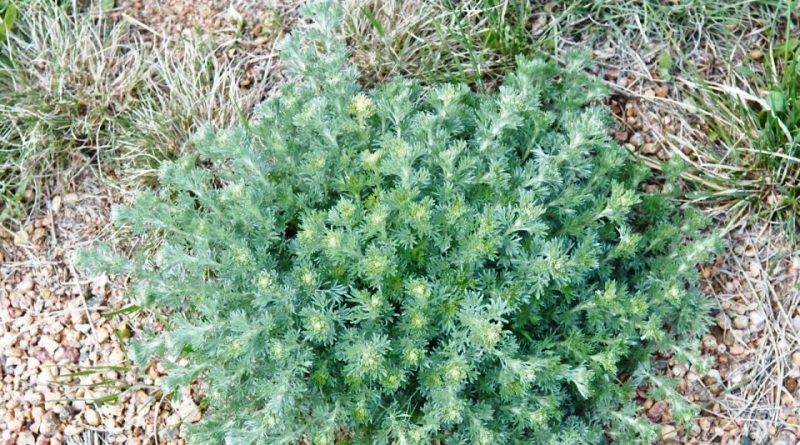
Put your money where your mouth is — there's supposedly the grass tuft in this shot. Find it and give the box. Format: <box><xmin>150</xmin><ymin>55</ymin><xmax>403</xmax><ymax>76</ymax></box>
<box><xmin>0</xmin><ymin>0</ymin><xmax>148</xmax><ymax>224</ymax></box>
<box><xmin>666</xmin><ymin>2</ymin><xmax>800</xmax><ymax>232</ymax></box>
<box><xmin>343</xmin><ymin>0</ymin><xmax>557</xmax><ymax>90</ymax></box>
<box><xmin>0</xmin><ymin>0</ymin><xmax>277</xmax><ymax>228</ymax></box>
<box><xmin>116</xmin><ymin>35</ymin><xmax>271</xmax><ymax>186</ymax></box>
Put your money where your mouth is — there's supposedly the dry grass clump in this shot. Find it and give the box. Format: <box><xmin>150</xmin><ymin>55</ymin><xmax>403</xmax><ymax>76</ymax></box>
<box><xmin>342</xmin><ymin>0</ymin><xmax>554</xmax><ymax>89</ymax></box>
<box><xmin>675</xmin><ymin>43</ymin><xmax>800</xmax><ymax>231</ymax></box>
<box><xmin>0</xmin><ymin>0</ymin><xmax>147</xmax><ymax>225</ymax></box>
<box><xmin>0</xmin><ymin>0</ymin><xmax>280</xmax><ymax>228</ymax></box>
<box><xmin>582</xmin><ymin>1</ymin><xmax>799</xmax><ymax>232</ymax></box>
<box><xmin>341</xmin><ymin>1</ymin><xmax>778</xmax><ymax>89</ymax></box>
<box><xmin>115</xmin><ymin>33</ymin><xmax>274</xmax><ymax>185</ymax></box>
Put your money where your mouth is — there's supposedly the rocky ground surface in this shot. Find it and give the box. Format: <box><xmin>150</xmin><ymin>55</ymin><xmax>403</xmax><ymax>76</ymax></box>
<box><xmin>0</xmin><ymin>176</ymin><xmax>202</xmax><ymax>445</ymax></box>
<box><xmin>115</xmin><ymin>0</ymin><xmax>291</xmax><ymax>37</ymax></box>
<box><xmin>654</xmin><ymin>227</ymin><xmax>800</xmax><ymax>445</ymax></box>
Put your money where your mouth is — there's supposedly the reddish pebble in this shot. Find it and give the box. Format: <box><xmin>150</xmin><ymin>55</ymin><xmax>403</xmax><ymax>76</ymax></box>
<box><xmin>647</xmin><ymin>400</ymin><xmax>669</xmax><ymax>421</ymax></box>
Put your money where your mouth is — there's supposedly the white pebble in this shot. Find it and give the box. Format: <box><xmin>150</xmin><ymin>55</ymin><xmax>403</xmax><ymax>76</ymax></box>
<box><xmin>16</xmin><ymin>279</ymin><xmax>34</xmax><ymax>293</ymax></box>
<box><xmin>64</xmin><ymin>193</ymin><xmax>79</xmax><ymax>204</ymax></box>
<box><xmin>749</xmin><ymin>310</ymin><xmax>767</xmax><ymax>331</ymax></box>
<box><xmin>84</xmin><ymin>408</ymin><xmax>101</xmax><ymax>426</ymax></box>
<box><xmin>17</xmin><ymin>432</ymin><xmax>35</xmax><ymax>445</ymax></box>
<box><xmin>792</xmin><ymin>316</ymin><xmax>800</xmax><ymax>331</ymax></box>
<box><xmin>38</xmin><ymin>336</ymin><xmax>60</xmax><ymax>356</ymax></box>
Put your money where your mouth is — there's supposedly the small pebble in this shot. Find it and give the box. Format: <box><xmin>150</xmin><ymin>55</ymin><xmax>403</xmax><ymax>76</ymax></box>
<box><xmin>749</xmin><ymin>310</ymin><xmax>766</xmax><ymax>331</ymax></box>
<box><xmin>51</xmin><ymin>196</ymin><xmax>62</xmax><ymax>213</ymax></box>
<box><xmin>729</xmin><ymin>344</ymin><xmax>745</xmax><ymax>356</ymax></box>
<box><xmin>774</xmin><ymin>430</ymin><xmax>796</xmax><ymax>445</ymax></box>
<box><xmin>641</xmin><ymin>143</ymin><xmax>659</xmax><ymax>155</ymax></box>
<box><xmin>733</xmin><ymin>316</ymin><xmax>749</xmax><ymax>330</ymax></box>
<box><xmin>647</xmin><ymin>400</ymin><xmax>668</xmax><ymax>421</ymax></box>
<box><xmin>661</xmin><ymin>424</ymin><xmax>677</xmax><ymax>440</ymax></box>
<box><xmin>64</xmin><ymin>424</ymin><xmax>83</xmax><ymax>436</ymax></box>
<box><xmin>178</xmin><ymin>397</ymin><xmax>202</xmax><ymax>423</ymax></box>
<box><xmin>17</xmin><ymin>432</ymin><xmax>35</xmax><ymax>445</ymax></box>
<box><xmin>14</xmin><ymin>229</ymin><xmax>29</xmax><ymax>246</ymax></box>
<box><xmin>792</xmin><ymin>352</ymin><xmax>800</xmax><ymax>368</ymax></box>
<box><xmin>748</xmin><ymin>261</ymin><xmax>760</xmax><ymax>277</ymax></box>
<box><xmin>38</xmin><ymin>336</ymin><xmax>60</xmax><ymax>356</ymax></box>
<box><xmin>84</xmin><ymin>408</ymin><xmax>101</xmax><ymax>426</ymax></box>
<box><xmin>63</xmin><ymin>193</ymin><xmax>79</xmax><ymax>204</ymax></box>
<box><xmin>17</xmin><ymin>279</ymin><xmax>34</xmax><ymax>293</ymax></box>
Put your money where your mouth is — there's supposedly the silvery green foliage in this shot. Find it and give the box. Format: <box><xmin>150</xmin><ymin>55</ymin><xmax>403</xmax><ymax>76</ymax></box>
<box><xmin>85</xmin><ymin>2</ymin><xmax>719</xmax><ymax>444</ymax></box>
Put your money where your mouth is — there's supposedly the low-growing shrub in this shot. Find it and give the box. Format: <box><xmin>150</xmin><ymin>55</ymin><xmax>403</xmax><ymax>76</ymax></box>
<box><xmin>85</xmin><ymin>2</ymin><xmax>718</xmax><ymax>444</ymax></box>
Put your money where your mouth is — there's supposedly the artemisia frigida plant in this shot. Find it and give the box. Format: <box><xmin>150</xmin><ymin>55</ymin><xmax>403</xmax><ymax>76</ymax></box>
<box><xmin>81</xmin><ymin>2</ymin><xmax>719</xmax><ymax>444</ymax></box>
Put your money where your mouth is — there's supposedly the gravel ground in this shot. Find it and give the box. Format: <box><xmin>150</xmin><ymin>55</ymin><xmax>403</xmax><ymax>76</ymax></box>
<box><xmin>114</xmin><ymin>0</ymin><xmax>294</xmax><ymax>36</ymax></box>
<box><xmin>647</xmin><ymin>225</ymin><xmax>800</xmax><ymax>444</ymax></box>
<box><xmin>698</xmin><ymin>226</ymin><xmax>800</xmax><ymax>445</ymax></box>
<box><xmin>112</xmin><ymin>0</ymin><xmax>301</xmax><ymax>61</ymax></box>
<box><xmin>0</xmin><ymin>175</ymin><xmax>203</xmax><ymax>445</ymax></box>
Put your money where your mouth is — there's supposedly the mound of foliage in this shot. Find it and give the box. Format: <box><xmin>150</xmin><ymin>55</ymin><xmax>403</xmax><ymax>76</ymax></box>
<box><xmin>84</xmin><ymin>2</ymin><xmax>718</xmax><ymax>444</ymax></box>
